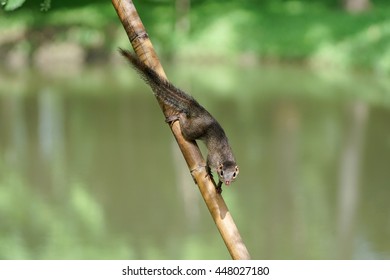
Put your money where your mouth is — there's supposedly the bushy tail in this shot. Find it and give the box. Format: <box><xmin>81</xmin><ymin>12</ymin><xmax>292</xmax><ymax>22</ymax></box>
<box><xmin>119</xmin><ymin>49</ymin><xmax>198</xmax><ymax>114</ymax></box>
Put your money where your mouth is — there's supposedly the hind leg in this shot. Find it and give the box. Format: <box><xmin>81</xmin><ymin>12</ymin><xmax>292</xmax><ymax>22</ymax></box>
<box><xmin>165</xmin><ymin>114</ymin><xmax>179</xmax><ymax>123</ymax></box>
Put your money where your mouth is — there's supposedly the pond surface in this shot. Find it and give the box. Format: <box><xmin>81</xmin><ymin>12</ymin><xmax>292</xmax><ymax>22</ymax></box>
<box><xmin>0</xmin><ymin>64</ymin><xmax>389</xmax><ymax>259</ymax></box>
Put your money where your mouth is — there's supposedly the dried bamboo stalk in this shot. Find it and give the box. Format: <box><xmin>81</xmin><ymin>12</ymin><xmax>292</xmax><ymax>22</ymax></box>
<box><xmin>112</xmin><ymin>0</ymin><xmax>250</xmax><ymax>260</ymax></box>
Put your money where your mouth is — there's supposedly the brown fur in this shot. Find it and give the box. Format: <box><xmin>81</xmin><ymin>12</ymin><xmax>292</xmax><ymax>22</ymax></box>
<box><xmin>120</xmin><ymin>49</ymin><xmax>239</xmax><ymax>188</ymax></box>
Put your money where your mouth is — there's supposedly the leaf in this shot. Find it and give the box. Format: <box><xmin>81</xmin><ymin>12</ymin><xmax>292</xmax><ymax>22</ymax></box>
<box><xmin>40</xmin><ymin>0</ymin><xmax>51</xmax><ymax>12</ymax></box>
<box><xmin>2</xmin><ymin>0</ymin><xmax>27</xmax><ymax>11</ymax></box>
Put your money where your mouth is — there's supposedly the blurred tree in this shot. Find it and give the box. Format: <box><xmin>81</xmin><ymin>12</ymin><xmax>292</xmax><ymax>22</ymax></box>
<box><xmin>175</xmin><ymin>0</ymin><xmax>190</xmax><ymax>35</ymax></box>
<box><xmin>342</xmin><ymin>0</ymin><xmax>371</xmax><ymax>13</ymax></box>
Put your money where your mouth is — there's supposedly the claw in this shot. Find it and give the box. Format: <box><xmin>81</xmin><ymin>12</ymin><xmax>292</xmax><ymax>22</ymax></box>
<box><xmin>205</xmin><ymin>165</ymin><xmax>212</xmax><ymax>178</ymax></box>
<box><xmin>216</xmin><ymin>180</ymin><xmax>223</xmax><ymax>194</ymax></box>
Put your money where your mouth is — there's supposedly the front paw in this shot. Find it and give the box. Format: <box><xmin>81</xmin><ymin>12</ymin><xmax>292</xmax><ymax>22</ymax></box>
<box><xmin>205</xmin><ymin>165</ymin><xmax>213</xmax><ymax>178</ymax></box>
<box><xmin>216</xmin><ymin>181</ymin><xmax>223</xmax><ymax>194</ymax></box>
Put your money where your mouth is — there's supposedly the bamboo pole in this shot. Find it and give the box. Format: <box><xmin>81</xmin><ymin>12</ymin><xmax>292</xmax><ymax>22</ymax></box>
<box><xmin>112</xmin><ymin>0</ymin><xmax>250</xmax><ymax>260</ymax></box>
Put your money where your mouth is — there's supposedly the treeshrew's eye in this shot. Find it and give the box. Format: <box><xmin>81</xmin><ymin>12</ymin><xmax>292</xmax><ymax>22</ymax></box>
<box><xmin>233</xmin><ymin>172</ymin><xmax>236</xmax><ymax>178</ymax></box>
<box><xmin>220</xmin><ymin>170</ymin><xmax>224</xmax><ymax>176</ymax></box>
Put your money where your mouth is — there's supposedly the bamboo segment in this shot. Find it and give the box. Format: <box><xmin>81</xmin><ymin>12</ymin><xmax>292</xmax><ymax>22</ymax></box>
<box><xmin>112</xmin><ymin>0</ymin><xmax>250</xmax><ymax>260</ymax></box>
<box><xmin>112</xmin><ymin>0</ymin><xmax>165</xmax><ymax>75</ymax></box>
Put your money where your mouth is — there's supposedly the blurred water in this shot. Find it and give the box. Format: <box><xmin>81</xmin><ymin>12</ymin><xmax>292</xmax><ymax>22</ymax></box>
<box><xmin>0</xmin><ymin>65</ymin><xmax>389</xmax><ymax>259</ymax></box>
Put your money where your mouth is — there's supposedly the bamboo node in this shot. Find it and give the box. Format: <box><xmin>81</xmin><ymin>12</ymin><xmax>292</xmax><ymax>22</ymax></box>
<box><xmin>130</xmin><ymin>31</ymin><xmax>149</xmax><ymax>43</ymax></box>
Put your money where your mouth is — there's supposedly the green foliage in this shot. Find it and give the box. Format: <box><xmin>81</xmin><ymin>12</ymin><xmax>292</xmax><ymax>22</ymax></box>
<box><xmin>40</xmin><ymin>0</ymin><xmax>50</xmax><ymax>11</ymax></box>
<box><xmin>2</xmin><ymin>0</ymin><xmax>27</xmax><ymax>11</ymax></box>
<box><xmin>1</xmin><ymin>0</ymin><xmax>50</xmax><ymax>11</ymax></box>
<box><xmin>1</xmin><ymin>0</ymin><xmax>390</xmax><ymax>71</ymax></box>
